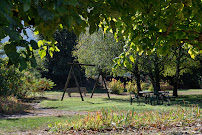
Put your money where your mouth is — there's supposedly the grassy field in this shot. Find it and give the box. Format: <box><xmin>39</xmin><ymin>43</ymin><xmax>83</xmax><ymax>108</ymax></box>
<box><xmin>41</xmin><ymin>89</ymin><xmax>202</xmax><ymax>111</ymax></box>
<box><xmin>0</xmin><ymin>89</ymin><xmax>201</xmax><ymax>134</ymax></box>
<box><xmin>0</xmin><ymin>115</ymin><xmax>79</xmax><ymax>133</ymax></box>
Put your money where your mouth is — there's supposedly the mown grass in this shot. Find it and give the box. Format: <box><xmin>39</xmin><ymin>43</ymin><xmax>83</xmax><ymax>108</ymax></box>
<box><xmin>0</xmin><ymin>115</ymin><xmax>79</xmax><ymax>133</ymax></box>
<box><xmin>40</xmin><ymin>89</ymin><xmax>202</xmax><ymax>112</ymax></box>
<box><xmin>0</xmin><ymin>89</ymin><xmax>201</xmax><ymax>134</ymax></box>
<box><xmin>40</xmin><ymin>94</ymin><xmax>171</xmax><ymax>112</ymax></box>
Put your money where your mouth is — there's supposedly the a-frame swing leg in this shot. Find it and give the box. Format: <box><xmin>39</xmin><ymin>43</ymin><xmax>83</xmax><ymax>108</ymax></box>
<box><xmin>90</xmin><ymin>74</ymin><xmax>100</xmax><ymax>98</ymax></box>
<box><xmin>61</xmin><ymin>66</ymin><xmax>84</xmax><ymax>101</ymax></box>
<box><xmin>61</xmin><ymin>66</ymin><xmax>73</xmax><ymax>101</ymax></box>
<box><xmin>102</xmin><ymin>77</ymin><xmax>110</xmax><ymax>99</ymax></box>
<box><xmin>72</xmin><ymin>68</ymin><xmax>84</xmax><ymax>101</ymax></box>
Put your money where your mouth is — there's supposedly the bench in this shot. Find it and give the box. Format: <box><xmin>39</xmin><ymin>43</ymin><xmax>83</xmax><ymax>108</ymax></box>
<box><xmin>66</xmin><ymin>87</ymin><xmax>87</xmax><ymax>97</ymax></box>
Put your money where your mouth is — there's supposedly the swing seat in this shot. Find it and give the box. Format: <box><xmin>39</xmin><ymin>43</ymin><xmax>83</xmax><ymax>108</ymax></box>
<box><xmin>66</xmin><ymin>87</ymin><xmax>87</xmax><ymax>97</ymax></box>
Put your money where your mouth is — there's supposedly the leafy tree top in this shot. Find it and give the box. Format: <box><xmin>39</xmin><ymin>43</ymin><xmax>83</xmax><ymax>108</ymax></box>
<box><xmin>0</xmin><ymin>0</ymin><xmax>201</xmax><ymax>69</ymax></box>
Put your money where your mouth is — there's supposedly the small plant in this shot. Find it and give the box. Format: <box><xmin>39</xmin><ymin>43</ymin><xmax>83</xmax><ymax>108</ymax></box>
<box><xmin>126</xmin><ymin>81</ymin><xmax>149</xmax><ymax>93</ymax></box>
<box><xmin>22</xmin><ymin>73</ymin><xmax>56</xmax><ymax>97</ymax></box>
<box><xmin>108</xmin><ymin>79</ymin><xmax>124</xmax><ymax>94</ymax></box>
<box><xmin>0</xmin><ymin>96</ymin><xmax>30</xmax><ymax>114</ymax></box>
<box><xmin>0</xmin><ymin>59</ymin><xmax>56</xmax><ymax>98</ymax></box>
<box><xmin>49</xmin><ymin>105</ymin><xmax>201</xmax><ymax>134</ymax></box>
<box><xmin>141</xmin><ymin>82</ymin><xmax>149</xmax><ymax>91</ymax></box>
<box><xmin>126</xmin><ymin>81</ymin><xmax>137</xmax><ymax>93</ymax></box>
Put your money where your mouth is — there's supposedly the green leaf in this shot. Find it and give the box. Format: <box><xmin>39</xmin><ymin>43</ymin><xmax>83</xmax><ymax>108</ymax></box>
<box><xmin>48</xmin><ymin>47</ymin><xmax>55</xmax><ymax>57</ymax></box>
<box><xmin>129</xmin><ymin>55</ymin><xmax>135</xmax><ymax>63</ymax></box>
<box><xmin>61</xmin><ymin>16</ymin><xmax>73</xmax><ymax>28</ymax></box>
<box><xmin>19</xmin><ymin>58</ymin><xmax>27</xmax><ymax>71</ymax></box>
<box><xmin>124</xmin><ymin>61</ymin><xmax>132</xmax><ymax>71</ymax></box>
<box><xmin>23</xmin><ymin>0</ymin><xmax>31</xmax><ymax>12</ymax></box>
<box><xmin>0</xmin><ymin>11</ymin><xmax>16</xmax><ymax>26</ymax></box>
<box><xmin>30</xmin><ymin>56</ymin><xmax>37</xmax><ymax>67</ymax></box>
<box><xmin>37</xmin><ymin>6</ymin><xmax>54</xmax><ymax>21</ymax></box>
<box><xmin>0</xmin><ymin>0</ymin><xmax>11</xmax><ymax>12</ymax></box>
<box><xmin>39</xmin><ymin>49</ymin><xmax>46</xmax><ymax>59</ymax></box>
<box><xmin>19</xmin><ymin>40</ymin><xmax>29</xmax><ymax>47</ymax></box>
<box><xmin>37</xmin><ymin>40</ymin><xmax>44</xmax><ymax>47</ymax></box>
<box><xmin>30</xmin><ymin>40</ymin><xmax>38</xmax><ymax>49</ymax></box>
<box><xmin>3</xmin><ymin>27</ymin><xmax>20</xmax><ymax>41</ymax></box>
<box><xmin>4</xmin><ymin>44</ymin><xmax>20</xmax><ymax>65</ymax></box>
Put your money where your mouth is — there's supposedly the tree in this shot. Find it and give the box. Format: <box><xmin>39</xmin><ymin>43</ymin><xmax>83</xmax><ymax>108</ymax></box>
<box><xmin>73</xmin><ymin>29</ymin><xmax>124</xmax><ymax>77</ymax></box>
<box><xmin>43</xmin><ymin>29</ymin><xmax>77</xmax><ymax>88</ymax></box>
<box><xmin>1</xmin><ymin>0</ymin><xmax>201</xmax><ymax>70</ymax></box>
<box><xmin>163</xmin><ymin>47</ymin><xmax>201</xmax><ymax>96</ymax></box>
<box><xmin>113</xmin><ymin>46</ymin><xmax>144</xmax><ymax>95</ymax></box>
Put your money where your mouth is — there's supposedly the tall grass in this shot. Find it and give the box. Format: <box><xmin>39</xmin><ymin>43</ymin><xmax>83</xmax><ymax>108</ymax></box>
<box><xmin>0</xmin><ymin>96</ymin><xmax>30</xmax><ymax>114</ymax></box>
<box><xmin>49</xmin><ymin>104</ymin><xmax>201</xmax><ymax>133</ymax></box>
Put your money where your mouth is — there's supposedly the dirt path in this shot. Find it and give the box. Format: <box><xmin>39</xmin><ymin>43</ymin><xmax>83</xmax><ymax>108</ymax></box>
<box><xmin>0</xmin><ymin>102</ymin><xmax>88</xmax><ymax>119</ymax></box>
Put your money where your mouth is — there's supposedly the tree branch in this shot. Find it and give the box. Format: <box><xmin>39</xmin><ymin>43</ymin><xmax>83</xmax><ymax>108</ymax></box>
<box><xmin>165</xmin><ymin>20</ymin><xmax>174</xmax><ymax>36</ymax></box>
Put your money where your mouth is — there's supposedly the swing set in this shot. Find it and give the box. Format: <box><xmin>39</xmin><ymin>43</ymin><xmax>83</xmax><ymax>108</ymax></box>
<box><xmin>61</xmin><ymin>63</ymin><xmax>110</xmax><ymax>101</ymax></box>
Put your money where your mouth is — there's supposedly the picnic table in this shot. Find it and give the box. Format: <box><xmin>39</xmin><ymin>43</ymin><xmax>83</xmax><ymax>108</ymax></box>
<box><xmin>131</xmin><ymin>91</ymin><xmax>172</xmax><ymax>105</ymax></box>
<box><xmin>150</xmin><ymin>91</ymin><xmax>171</xmax><ymax>105</ymax></box>
<box><xmin>130</xmin><ymin>91</ymin><xmax>153</xmax><ymax>105</ymax></box>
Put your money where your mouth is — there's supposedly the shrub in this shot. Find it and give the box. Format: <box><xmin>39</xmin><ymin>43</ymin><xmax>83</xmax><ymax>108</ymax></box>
<box><xmin>0</xmin><ymin>62</ymin><xmax>25</xmax><ymax>98</ymax></box>
<box><xmin>22</xmin><ymin>72</ymin><xmax>56</xmax><ymax>97</ymax></box>
<box><xmin>0</xmin><ymin>96</ymin><xmax>30</xmax><ymax>114</ymax></box>
<box><xmin>126</xmin><ymin>81</ymin><xmax>149</xmax><ymax>93</ymax></box>
<box><xmin>148</xmin><ymin>84</ymin><xmax>154</xmax><ymax>92</ymax></box>
<box><xmin>141</xmin><ymin>82</ymin><xmax>149</xmax><ymax>91</ymax></box>
<box><xmin>125</xmin><ymin>81</ymin><xmax>137</xmax><ymax>93</ymax></box>
<box><xmin>108</xmin><ymin>79</ymin><xmax>124</xmax><ymax>94</ymax></box>
<box><xmin>0</xmin><ymin>58</ymin><xmax>56</xmax><ymax>98</ymax></box>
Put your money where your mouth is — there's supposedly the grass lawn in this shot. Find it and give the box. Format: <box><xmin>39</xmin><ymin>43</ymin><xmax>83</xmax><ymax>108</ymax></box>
<box><xmin>0</xmin><ymin>115</ymin><xmax>79</xmax><ymax>133</ymax></box>
<box><xmin>0</xmin><ymin>89</ymin><xmax>201</xmax><ymax>134</ymax></box>
<box><xmin>41</xmin><ymin>89</ymin><xmax>202</xmax><ymax>112</ymax></box>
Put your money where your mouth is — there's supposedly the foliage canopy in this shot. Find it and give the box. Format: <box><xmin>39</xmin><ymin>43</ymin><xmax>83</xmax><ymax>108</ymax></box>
<box><xmin>0</xmin><ymin>0</ymin><xmax>201</xmax><ymax>69</ymax></box>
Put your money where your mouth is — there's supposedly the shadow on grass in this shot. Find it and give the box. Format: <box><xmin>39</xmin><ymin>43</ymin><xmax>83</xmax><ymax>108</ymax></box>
<box><xmin>3</xmin><ymin>118</ymin><xmax>19</xmax><ymax>121</ymax></box>
<box><xmin>103</xmin><ymin>97</ymin><xmax>130</xmax><ymax>103</ymax></box>
<box><xmin>102</xmin><ymin>94</ymin><xmax>202</xmax><ymax>108</ymax></box>
<box><xmin>0</xmin><ymin>111</ymin><xmax>34</xmax><ymax>119</ymax></box>
<box><xmin>86</xmin><ymin>101</ymin><xmax>107</xmax><ymax>104</ymax></box>
<box><xmin>40</xmin><ymin>107</ymin><xmax>58</xmax><ymax>109</ymax></box>
<box><xmin>171</xmin><ymin>95</ymin><xmax>202</xmax><ymax>107</ymax></box>
<box><xmin>22</xmin><ymin>97</ymin><xmax>59</xmax><ymax>103</ymax></box>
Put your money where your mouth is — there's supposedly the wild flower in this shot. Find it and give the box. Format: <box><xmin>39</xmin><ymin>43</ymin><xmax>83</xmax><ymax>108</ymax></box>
<box><xmin>49</xmin><ymin>104</ymin><xmax>201</xmax><ymax>133</ymax></box>
<box><xmin>108</xmin><ymin>78</ymin><xmax>124</xmax><ymax>94</ymax></box>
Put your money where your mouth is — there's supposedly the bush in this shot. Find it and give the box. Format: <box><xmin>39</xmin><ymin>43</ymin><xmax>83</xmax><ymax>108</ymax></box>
<box><xmin>126</xmin><ymin>81</ymin><xmax>137</xmax><ymax>93</ymax></box>
<box><xmin>108</xmin><ymin>79</ymin><xmax>124</xmax><ymax>94</ymax></box>
<box><xmin>0</xmin><ymin>62</ymin><xmax>25</xmax><ymax>98</ymax></box>
<box><xmin>0</xmin><ymin>58</ymin><xmax>56</xmax><ymax>98</ymax></box>
<box><xmin>148</xmin><ymin>84</ymin><xmax>154</xmax><ymax>92</ymax></box>
<box><xmin>22</xmin><ymin>72</ymin><xmax>56</xmax><ymax>97</ymax></box>
<box><xmin>126</xmin><ymin>81</ymin><xmax>149</xmax><ymax>93</ymax></box>
<box><xmin>0</xmin><ymin>96</ymin><xmax>30</xmax><ymax>114</ymax></box>
<box><xmin>141</xmin><ymin>82</ymin><xmax>149</xmax><ymax>91</ymax></box>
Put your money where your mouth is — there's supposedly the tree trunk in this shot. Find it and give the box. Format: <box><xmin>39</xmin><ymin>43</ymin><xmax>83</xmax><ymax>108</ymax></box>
<box><xmin>133</xmin><ymin>64</ymin><xmax>142</xmax><ymax>96</ymax></box>
<box><xmin>132</xmin><ymin>54</ymin><xmax>142</xmax><ymax>96</ymax></box>
<box><xmin>147</xmin><ymin>56</ymin><xmax>160</xmax><ymax>95</ymax></box>
<box><xmin>154</xmin><ymin>55</ymin><xmax>161</xmax><ymax>93</ymax></box>
<box><xmin>173</xmin><ymin>60</ymin><xmax>180</xmax><ymax>97</ymax></box>
<box><xmin>173</xmin><ymin>46</ymin><xmax>181</xmax><ymax>97</ymax></box>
